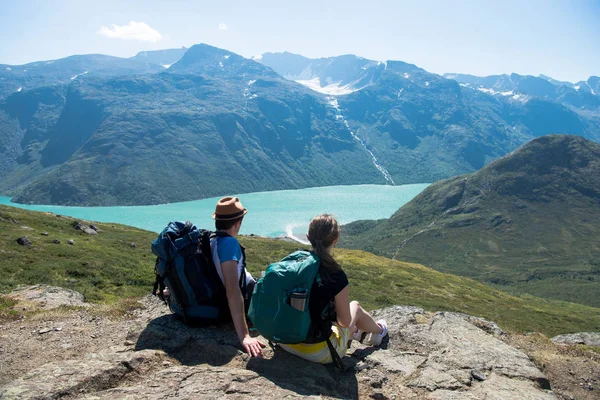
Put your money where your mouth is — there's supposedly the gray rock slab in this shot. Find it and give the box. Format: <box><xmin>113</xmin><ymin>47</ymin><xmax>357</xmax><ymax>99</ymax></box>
<box><xmin>427</xmin><ymin>373</ymin><xmax>556</xmax><ymax>399</ymax></box>
<box><xmin>0</xmin><ymin>295</ymin><xmax>557</xmax><ymax>400</ymax></box>
<box><xmin>365</xmin><ymin>350</ymin><xmax>426</xmax><ymax>376</ymax></box>
<box><xmin>0</xmin><ymin>350</ymin><xmax>162</xmax><ymax>400</ymax></box>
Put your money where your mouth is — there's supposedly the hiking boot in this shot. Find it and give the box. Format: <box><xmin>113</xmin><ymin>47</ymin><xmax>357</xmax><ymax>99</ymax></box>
<box><xmin>366</xmin><ymin>320</ymin><xmax>388</xmax><ymax>346</ymax></box>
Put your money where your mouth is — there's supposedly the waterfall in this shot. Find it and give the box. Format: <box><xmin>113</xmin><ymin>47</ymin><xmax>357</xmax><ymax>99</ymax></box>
<box><xmin>328</xmin><ymin>97</ymin><xmax>395</xmax><ymax>185</ymax></box>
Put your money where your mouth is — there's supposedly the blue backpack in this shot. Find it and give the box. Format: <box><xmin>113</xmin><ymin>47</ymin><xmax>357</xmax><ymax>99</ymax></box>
<box><xmin>151</xmin><ymin>221</ymin><xmax>246</xmax><ymax>324</ymax></box>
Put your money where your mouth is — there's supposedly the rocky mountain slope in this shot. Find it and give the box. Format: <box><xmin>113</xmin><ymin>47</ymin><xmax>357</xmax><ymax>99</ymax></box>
<box><xmin>0</xmin><ymin>44</ymin><xmax>385</xmax><ymax>205</ymax></box>
<box><xmin>130</xmin><ymin>47</ymin><xmax>188</xmax><ymax>67</ymax></box>
<box><xmin>3</xmin><ymin>286</ymin><xmax>591</xmax><ymax>399</ymax></box>
<box><xmin>263</xmin><ymin>52</ymin><xmax>600</xmax><ymax>184</ymax></box>
<box><xmin>340</xmin><ymin>135</ymin><xmax>600</xmax><ymax>307</ymax></box>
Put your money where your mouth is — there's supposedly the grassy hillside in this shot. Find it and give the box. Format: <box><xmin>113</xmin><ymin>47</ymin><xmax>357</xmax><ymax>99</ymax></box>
<box><xmin>1</xmin><ymin>204</ymin><xmax>599</xmax><ymax>337</ymax></box>
<box><xmin>341</xmin><ymin>135</ymin><xmax>600</xmax><ymax>308</ymax></box>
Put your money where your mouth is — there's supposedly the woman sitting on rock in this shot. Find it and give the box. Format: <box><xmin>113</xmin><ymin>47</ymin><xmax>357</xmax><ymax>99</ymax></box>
<box><xmin>280</xmin><ymin>214</ymin><xmax>388</xmax><ymax>364</ymax></box>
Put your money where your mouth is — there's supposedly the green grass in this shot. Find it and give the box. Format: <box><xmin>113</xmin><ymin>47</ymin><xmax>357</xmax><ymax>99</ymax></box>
<box><xmin>0</xmin><ymin>295</ymin><xmax>18</xmax><ymax>320</ymax></box>
<box><xmin>1</xmin><ymin>204</ymin><xmax>599</xmax><ymax>337</ymax></box>
<box><xmin>0</xmin><ymin>205</ymin><xmax>156</xmax><ymax>302</ymax></box>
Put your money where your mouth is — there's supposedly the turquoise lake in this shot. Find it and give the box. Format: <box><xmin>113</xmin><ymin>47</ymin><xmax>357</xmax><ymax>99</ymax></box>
<box><xmin>0</xmin><ymin>184</ymin><xmax>428</xmax><ymax>243</ymax></box>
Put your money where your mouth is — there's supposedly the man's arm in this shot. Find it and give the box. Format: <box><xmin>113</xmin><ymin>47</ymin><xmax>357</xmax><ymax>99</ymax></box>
<box><xmin>221</xmin><ymin>260</ymin><xmax>265</xmax><ymax>357</ymax></box>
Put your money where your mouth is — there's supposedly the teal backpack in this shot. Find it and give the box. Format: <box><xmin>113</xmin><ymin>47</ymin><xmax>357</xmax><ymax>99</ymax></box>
<box><xmin>248</xmin><ymin>250</ymin><xmax>346</xmax><ymax>370</ymax></box>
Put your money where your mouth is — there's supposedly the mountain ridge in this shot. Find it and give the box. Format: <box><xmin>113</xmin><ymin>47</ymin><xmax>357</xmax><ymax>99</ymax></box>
<box><xmin>340</xmin><ymin>134</ymin><xmax>600</xmax><ymax>307</ymax></box>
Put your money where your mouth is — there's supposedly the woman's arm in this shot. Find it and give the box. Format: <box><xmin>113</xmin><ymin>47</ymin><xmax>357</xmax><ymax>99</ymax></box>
<box><xmin>334</xmin><ymin>285</ymin><xmax>352</xmax><ymax>328</ymax></box>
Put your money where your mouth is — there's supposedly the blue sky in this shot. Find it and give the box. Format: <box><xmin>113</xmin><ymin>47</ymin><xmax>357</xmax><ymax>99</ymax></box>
<box><xmin>1</xmin><ymin>0</ymin><xmax>598</xmax><ymax>82</ymax></box>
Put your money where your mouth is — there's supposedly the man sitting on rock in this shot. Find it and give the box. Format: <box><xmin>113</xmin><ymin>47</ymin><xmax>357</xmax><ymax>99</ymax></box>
<box><xmin>158</xmin><ymin>197</ymin><xmax>264</xmax><ymax>358</ymax></box>
<box><xmin>210</xmin><ymin>197</ymin><xmax>265</xmax><ymax>358</ymax></box>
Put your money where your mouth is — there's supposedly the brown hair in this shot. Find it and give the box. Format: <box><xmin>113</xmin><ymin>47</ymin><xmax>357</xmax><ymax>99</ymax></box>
<box><xmin>215</xmin><ymin>216</ymin><xmax>243</xmax><ymax>231</ymax></box>
<box><xmin>307</xmin><ymin>214</ymin><xmax>340</xmax><ymax>271</ymax></box>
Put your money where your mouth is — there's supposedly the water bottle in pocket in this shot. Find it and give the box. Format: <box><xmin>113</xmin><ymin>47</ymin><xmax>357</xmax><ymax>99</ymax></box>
<box><xmin>289</xmin><ymin>289</ymin><xmax>308</xmax><ymax>311</ymax></box>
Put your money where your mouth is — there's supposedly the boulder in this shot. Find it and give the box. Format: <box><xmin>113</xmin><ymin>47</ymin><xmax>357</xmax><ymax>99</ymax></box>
<box><xmin>6</xmin><ymin>285</ymin><xmax>88</xmax><ymax>309</ymax></box>
<box><xmin>16</xmin><ymin>236</ymin><xmax>31</xmax><ymax>246</ymax></box>
<box><xmin>83</xmin><ymin>228</ymin><xmax>98</xmax><ymax>235</ymax></box>
<box><xmin>551</xmin><ymin>332</ymin><xmax>600</xmax><ymax>347</ymax></box>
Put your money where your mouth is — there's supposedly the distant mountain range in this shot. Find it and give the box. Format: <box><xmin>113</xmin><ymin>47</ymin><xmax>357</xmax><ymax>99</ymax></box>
<box><xmin>0</xmin><ymin>45</ymin><xmax>599</xmax><ymax>205</ymax></box>
<box><xmin>340</xmin><ymin>135</ymin><xmax>600</xmax><ymax>308</ymax></box>
<box><xmin>442</xmin><ymin>72</ymin><xmax>600</xmax><ymax>110</ymax></box>
<box><xmin>0</xmin><ymin>55</ymin><xmax>164</xmax><ymax>100</ymax></box>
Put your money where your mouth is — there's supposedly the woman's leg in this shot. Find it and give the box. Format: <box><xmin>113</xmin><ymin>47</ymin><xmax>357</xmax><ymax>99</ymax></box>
<box><xmin>350</xmin><ymin>301</ymin><xmax>383</xmax><ymax>334</ymax></box>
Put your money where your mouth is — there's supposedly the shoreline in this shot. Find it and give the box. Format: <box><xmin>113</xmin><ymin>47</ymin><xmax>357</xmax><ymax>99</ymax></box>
<box><xmin>246</xmin><ymin>233</ymin><xmax>310</xmax><ymax>246</ymax></box>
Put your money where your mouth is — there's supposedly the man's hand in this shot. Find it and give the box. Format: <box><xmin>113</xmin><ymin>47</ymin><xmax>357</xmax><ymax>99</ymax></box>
<box><xmin>242</xmin><ymin>335</ymin><xmax>266</xmax><ymax>358</ymax></box>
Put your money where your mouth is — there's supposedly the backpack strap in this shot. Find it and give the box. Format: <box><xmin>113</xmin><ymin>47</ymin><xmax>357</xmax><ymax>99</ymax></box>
<box><xmin>239</xmin><ymin>244</ymin><xmax>248</xmax><ymax>298</ymax></box>
<box><xmin>153</xmin><ymin>257</ymin><xmax>167</xmax><ymax>304</ymax></box>
<box><xmin>163</xmin><ymin>227</ymin><xmax>190</xmax><ymax>322</ymax></box>
<box><xmin>326</xmin><ymin>337</ymin><xmax>347</xmax><ymax>372</ymax></box>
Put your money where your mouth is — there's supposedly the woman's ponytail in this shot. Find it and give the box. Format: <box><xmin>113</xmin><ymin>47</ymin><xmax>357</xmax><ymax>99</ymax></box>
<box><xmin>307</xmin><ymin>214</ymin><xmax>340</xmax><ymax>272</ymax></box>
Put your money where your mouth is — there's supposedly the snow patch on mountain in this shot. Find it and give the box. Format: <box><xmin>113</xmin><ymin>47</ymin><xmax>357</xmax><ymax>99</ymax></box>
<box><xmin>296</xmin><ymin>77</ymin><xmax>358</xmax><ymax>96</ymax></box>
<box><xmin>477</xmin><ymin>87</ymin><xmax>497</xmax><ymax>95</ymax></box>
<box><xmin>70</xmin><ymin>71</ymin><xmax>89</xmax><ymax>80</ymax></box>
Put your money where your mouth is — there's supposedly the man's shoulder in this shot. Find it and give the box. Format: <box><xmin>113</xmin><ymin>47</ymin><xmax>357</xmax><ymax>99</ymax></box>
<box><xmin>216</xmin><ymin>234</ymin><xmax>240</xmax><ymax>246</ymax></box>
<box><xmin>215</xmin><ymin>234</ymin><xmax>241</xmax><ymax>256</ymax></box>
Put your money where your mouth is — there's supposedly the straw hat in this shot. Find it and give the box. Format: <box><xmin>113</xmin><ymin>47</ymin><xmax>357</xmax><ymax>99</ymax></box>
<box><xmin>212</xmin><ymin>197</ymin><xmax>248</xmax><ymax>220</ymax></box>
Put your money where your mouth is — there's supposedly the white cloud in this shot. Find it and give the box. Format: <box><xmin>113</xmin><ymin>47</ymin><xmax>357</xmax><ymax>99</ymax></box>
<box><xmin>97</xmin><ymin>21</ymin><xmax>162</xmax><ymax>42</ymax></box>
<box><xmin>218</xmin><ymin>23</ymin><xmax>228</xmax><ymax>30</ymax></box>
